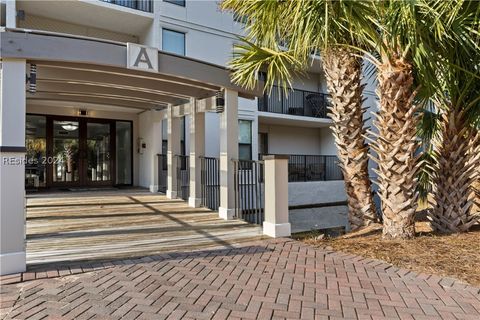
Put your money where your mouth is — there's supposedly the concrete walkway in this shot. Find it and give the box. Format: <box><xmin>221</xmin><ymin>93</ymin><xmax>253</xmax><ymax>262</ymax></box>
<box><xmin>1</xmin><ymin>239</ymin><xmax>479</xmax><ymax>320</ymax></box>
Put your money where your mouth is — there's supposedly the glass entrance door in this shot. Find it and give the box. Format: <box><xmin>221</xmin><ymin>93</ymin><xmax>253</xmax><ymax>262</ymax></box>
<box><xmin>49</xmin><ymin>117</ymin><xmax>114</xmax><ymax>187</ymax></box>
<box><xmin>86</xmin><ymin>122</ymin><xmax>113</xmax><ymax>185</ymax></box>
<box><xmin>52</xmin><ymin>120</ymin><xmax>80</xmax><ymax>185</ymax></box>
<box><xmin>26</xmin><ymin>115</ymin><xmax>129</xmax><ymax>189</ymax></box>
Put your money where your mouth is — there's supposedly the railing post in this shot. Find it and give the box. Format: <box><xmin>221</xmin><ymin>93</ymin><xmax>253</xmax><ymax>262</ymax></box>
<box><xmin>262</xmin><ymin>155</ymin><xmax>291</xmax><ymax>238</ymax></box>
<box><xmin>304</xmin><ymin>155</ymin><xmax>307</xmax><ymax>182</ymax></box>
<box><xmin>324</xmin><ymin>156</ymin><xmax>328</xmax><ymax>181</ymax></box>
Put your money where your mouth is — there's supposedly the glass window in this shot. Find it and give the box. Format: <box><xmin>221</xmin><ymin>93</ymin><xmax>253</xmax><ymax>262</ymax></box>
<box><xmin>53</xmin><ymin>120</ymin><xmax>80</xmax><ymax>183</ymax></box>
<box><xmin>25</xmin><ymin>115</ymin><xmax>47</xmax><ymax>188</ymax></box>
<box><xmin>116</xmin><ymin>121</ymin><xmax>132</xmax><ymax>185</ymax></box>
<box><xmin>87</xmin><ymin>123</ymin><xmax>111</xmax><ymax>182</ymax></box>
<box><xmin>164</xmin><ymin>0</ymin><xmax>185</xmax><ymax>7</ymax></box>
<box><xmin>162</xmin><ymin>29</ymin><xmax>186</xmax><ymax>56</ymax></box>
<box><xmin>238</xmin><ymin>120</ymin><xmax>252</xmax><ymax>160</ymax></box>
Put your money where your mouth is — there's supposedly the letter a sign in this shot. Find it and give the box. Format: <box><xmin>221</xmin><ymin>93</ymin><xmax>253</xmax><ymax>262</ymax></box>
<box><xmin>127</xmin><ymin>43</ymin><xmax>158</xmax><ymax>73</ymax></box>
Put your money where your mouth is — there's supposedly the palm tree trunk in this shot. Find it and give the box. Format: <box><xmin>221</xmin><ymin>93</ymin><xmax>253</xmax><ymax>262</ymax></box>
<box><xmin>371</xmin><ymin>55</ymin><xmax>419</xmax><ymax>239</ymax></box>
<box><xmin>473</xmin><ymin>178</ymin><xmax>480</xmax><ymax>218</ymax></box>
<box><xmin>322</xmin><ymin>48</ymin><xmax>378</xmax><ymax>231</ymax></box>
<box><xmin>429</xmin><ymin>109</ymin><xmax>480</xmax><ymax>232</ymax></box>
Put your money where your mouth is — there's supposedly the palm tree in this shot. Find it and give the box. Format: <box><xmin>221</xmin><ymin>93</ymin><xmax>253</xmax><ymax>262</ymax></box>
<box><xmin>221</xmin><ymin>0</ymin><xmax>378</xmax><ymax>230</ymax></box>
<box><xmin>364</xmin><ymin>1</ymin><xmax>462</xmax><ymax>239</ymax></box>
<box><xmin>415</xmin><ymin>1</ymin><xmax>480</xmax><ymax>233</ymax></box>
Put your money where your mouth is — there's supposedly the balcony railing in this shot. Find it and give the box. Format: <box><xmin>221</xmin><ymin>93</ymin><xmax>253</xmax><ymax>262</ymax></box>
<box><xmin>258</xmin><ymin>86</ymin><xmax>330</xmax><ymax>119</ymax></box>
<box><xmin>100</xmin><ymin>0</ymin><xmax>153</xmax><ymax>13</ymax></box>
<box><xmin>260</xmin><ymin>154</ymin><xmax>343</xmax><ymax>182</ymax></box>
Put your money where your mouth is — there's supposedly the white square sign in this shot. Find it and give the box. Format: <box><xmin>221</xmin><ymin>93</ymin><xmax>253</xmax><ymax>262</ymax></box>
<box><xmin>127</xmin><ymin>43</ymin><xmax>158</xmax><ymax>73</ymax></box>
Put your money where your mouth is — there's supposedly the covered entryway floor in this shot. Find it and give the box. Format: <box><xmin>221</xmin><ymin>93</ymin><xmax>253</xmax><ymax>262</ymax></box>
<box><xmin>26</xmin><ymin>189</ymin><xmax>264</xmax><ymax>268</ymax></box>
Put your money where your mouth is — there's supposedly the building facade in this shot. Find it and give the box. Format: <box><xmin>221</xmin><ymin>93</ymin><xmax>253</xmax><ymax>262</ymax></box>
<box><xmin>0</xmin><ymin>0</ymin><xmax>380</xmax><ymax>275</ymax></box>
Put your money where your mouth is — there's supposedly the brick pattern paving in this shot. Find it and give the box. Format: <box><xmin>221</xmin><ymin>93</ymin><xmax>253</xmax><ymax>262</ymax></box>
<box><xmin>1</xmin><ymin>239</ymin><xmax>479</xmax><ymax>320</ymax></box>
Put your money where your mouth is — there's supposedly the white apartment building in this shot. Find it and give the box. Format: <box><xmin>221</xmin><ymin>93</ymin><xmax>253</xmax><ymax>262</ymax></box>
<box><xmin>0</xmin><ymin>0</ymin><xmax>377</xmax><ymax>275</ymax></box>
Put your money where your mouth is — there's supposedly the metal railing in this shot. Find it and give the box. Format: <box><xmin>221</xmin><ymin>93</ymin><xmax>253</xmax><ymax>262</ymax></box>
<box><xmin>157</xmin><ymin>154</ymin><xmax>167</xmax><ymax>193</ymax></box>
<box><xmin>288</xmin><ymin>155</ymin><xmax>343</xmax><ymax>182</ymax></box>
<box><xmin>99</xmin><ymin>0</ymin><xmax>153</xmax><ymax>13</ymax></box>
<box><xmin>259</xmin><ymin>154</ymin><xmax>343</xmax><ymax>182</ymax></box>
<box><xmin>200</xmin><ymin>157</ymin><xmax>220</xmax><ymax>211</ymax></box>
<box><xmin>175</xmin><ymin>155</ymin><xmax>189</xmax><ymax>201</ymax></box>
<box><xmin>258</xmin><ymin>85</ymin><xmax>330</xmax><ymax>119</ymax></box>
<box><xmin>233</xmin><ymin>159</ymin><xmax>265</xmax><ymax>225</ymax></box>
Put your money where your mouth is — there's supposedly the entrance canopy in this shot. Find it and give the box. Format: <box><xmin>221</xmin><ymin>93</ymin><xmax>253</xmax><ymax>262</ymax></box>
<box><xmin>0</xmin><ymin>28</ymin><xmax>261</xmax><ymax>111</ymax></box>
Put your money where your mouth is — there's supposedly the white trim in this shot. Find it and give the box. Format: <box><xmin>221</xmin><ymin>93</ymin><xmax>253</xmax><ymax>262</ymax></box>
<box><xmin>263</xmin><ymin>221</ymin><xmax>291</xmax><ymax>238</ymax></box>
<box><xmin>188</xmin><ymin>197</ymin><xmax>201</xmax><ymax>208</ymax></box>
<box><xmin>149</xmin><ymin>185</ymin><xmax>159</xmax><ymax>193</ymax></box>
<box><xmin>166</xmin><ymin>190</ymin><xmax>177</xmax><ymax>199</ymax></box>
<box><xmin>0</xmin><ymin>251</ymin><xmax>26</xmax><ymax>276</ymax></box>
<box><xmin>218</xmin><ymin>207</ymin><xmax>234</xmax><ymax>220</ymax></box>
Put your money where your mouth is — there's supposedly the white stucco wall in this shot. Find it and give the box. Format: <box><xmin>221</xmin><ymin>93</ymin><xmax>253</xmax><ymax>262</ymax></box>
<box><xmin>319</xmin><ymin>127</ymin><xmax>337</xmax><ymax>155</ymax></box>
<box><xmin>138</xmin><ymin>110</ymin><xmax>163</xmax><ymax>189</ymax></box>
<box><xmin>258</xmin><ymin>124</ymin><xmax>324</xmax><ymax>155</ymax></box>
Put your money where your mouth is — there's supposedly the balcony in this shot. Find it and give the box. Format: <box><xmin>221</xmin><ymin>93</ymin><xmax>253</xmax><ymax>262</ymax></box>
<box><xmin>260</xmin><ymin>154</ymin><xmax>343</xmax><ymax>182</ymax></box>
<box><xmin>258</xmin><ymin>86</ymin><xmax>330</xmax><ymax>119</ymax></box>
<box><xmin>99</xmin><ymin>0</ymin><xmax>153</xmax><ymax>13</ymax></box>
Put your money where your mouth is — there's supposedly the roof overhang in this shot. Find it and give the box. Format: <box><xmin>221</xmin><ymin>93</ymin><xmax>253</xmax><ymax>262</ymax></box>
<box><xmin>0</xmin><ymin>28</ymin><xmax>263</xmax><ymax>111</ymax></box>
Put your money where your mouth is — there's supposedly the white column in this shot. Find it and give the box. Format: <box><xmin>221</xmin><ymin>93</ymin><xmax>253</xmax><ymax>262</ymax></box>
<box><xmin>218</xmin><ymin>89</ymin><xmax>238</xmax><ymax>219</ymax></box>
<box><xmin>0</xmin><ymin>59</ymin><xmax>27</xmax><ymax>275</ymax></box>
<box><xmin>263</xmin><ymin>155</ymin><xmax>291</xmax><ymax>238</ymax></box>
<box><xmin>189</xmin><ymin>99</ymin><xmax>205</xmax><ymax>208</ymax></box>
<box><xmin>166</xmin><ymin>105</ymin><xmax>180</xmax><ymax>199</ymax></box>
<box><xmin>5</xmin><ymin>0</ymin><xmax>17</xmax><ymax>28</ymax></box>
<box><xmin>149</xmin><ymin>111</ymin><xmax>163</xmax><ymax>193</ymax></box>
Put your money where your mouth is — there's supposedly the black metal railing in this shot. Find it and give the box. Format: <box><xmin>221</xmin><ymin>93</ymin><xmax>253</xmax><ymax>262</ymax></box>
<box><xmin>259</xmin><ymin>154</ymin><xmax>343</xmax><ymax>182</ymax></box>
<box><xmin>258</xmin><ymin>86</ymin><xmax>330</xmax><ymax>119</ymax></box>
<box><xmin>288</xmin><ymin>155</ymin><xmax>343</xmax><ymax>182</ymax></box>
<box><xmin>200</xmin><ymin>157</ymin><xmax>220</xmax><ymax>211</ymax></box>
<box><xmin>157</xmin><ymin>154</ymin><xmax>167</xmax><ymax>193</ymax></box>
<box><xmin>176</xmin><ymin>155</ymin><xmax>189</xmax><ymax>201</ymax></box>
<box><xmin>233</xmin><ymin>159</ymin><xmax>265</xmax><ymax>225</ymax></box>
<box><xmin>100</xmin><ymin>0</ymin><xmax>153</xmax><ymax>13</ymax></box>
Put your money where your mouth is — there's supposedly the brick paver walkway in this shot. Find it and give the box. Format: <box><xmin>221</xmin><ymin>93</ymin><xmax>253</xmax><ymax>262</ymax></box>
<box><xmin>1</xmin><ymin>239</ymin><xmax>479</xmax><ymax>320</ymax></box>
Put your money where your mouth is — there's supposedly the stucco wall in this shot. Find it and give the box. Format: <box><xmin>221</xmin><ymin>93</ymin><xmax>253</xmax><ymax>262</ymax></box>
<box><xmin>18</xmin><ymin>14</ymin><xmax>139</xmax><ymax>43</ymax></box>
<box><xmin>138</xmin><ymin>110</ymin><xmax>163</xmax><ymax>189</ymax></box>
<box><xmin>290</xmin><ymin>206</ymin><xmax>348</xmax><ymax>233</ymax></box>
<box><xmin>288</xmin><ymin>181</ymin><xmax>346</xmax><ymax>206</ymax></box>
<box><xmin>258</xmin><ymin>124</ymin><xmax>324</xmax><ymax>155</ymax></box>
<box><xmin>288</xmin><ymin>181</ymin><xmax>348</xmax><ymax>232</ymax></box>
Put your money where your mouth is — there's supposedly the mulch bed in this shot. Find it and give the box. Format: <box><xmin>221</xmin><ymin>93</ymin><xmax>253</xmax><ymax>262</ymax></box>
<box><xmin>296</xmin><ymin>222</ymin><xmax>480</xmax><ymax>287</ymax></box>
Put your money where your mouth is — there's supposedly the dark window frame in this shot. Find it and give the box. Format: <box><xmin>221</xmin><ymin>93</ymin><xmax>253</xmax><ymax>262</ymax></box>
<box><xmin>163</xmin><ymin>0</ymin><xmax>185</xmax><ymax>7</ymax></box>
<box><xmin>238</xmin><ymin>120</ymin><xmax>252</xmax><ymax>161</ymax></box>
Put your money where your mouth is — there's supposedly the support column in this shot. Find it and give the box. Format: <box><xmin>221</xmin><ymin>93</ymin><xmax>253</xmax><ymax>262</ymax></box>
<box><xmin>166</xmin><ymin>105</ymin><xmax>180</xmax><ymax>199</ymax></box>
<box><xmin>148</xmin><ymin>111</ymin><xmax>163</xmax><ymax>193</ymax></box>
<box><xmin>0</xmin><ymin>59</ymin><xmax>27</xmax><ymax>275</ymax></box>
<box><xmin>263</xmin><ymin>155</ymin><xmax>291</xmax><ymax>238</ymax></box>
<box><xmin>189</xmin><ymin>99</ymin><xmax>205</xmax><ymax>208</ymax></box>
<box><xmin>218</xmin><ymin>89</ymin><xmax>238</xmax><ymax>220</ymax></box>
<box><xmin>5</xmin><ymin>0</ymin><xmax>17</xmax><ymax>28</ymax></box>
